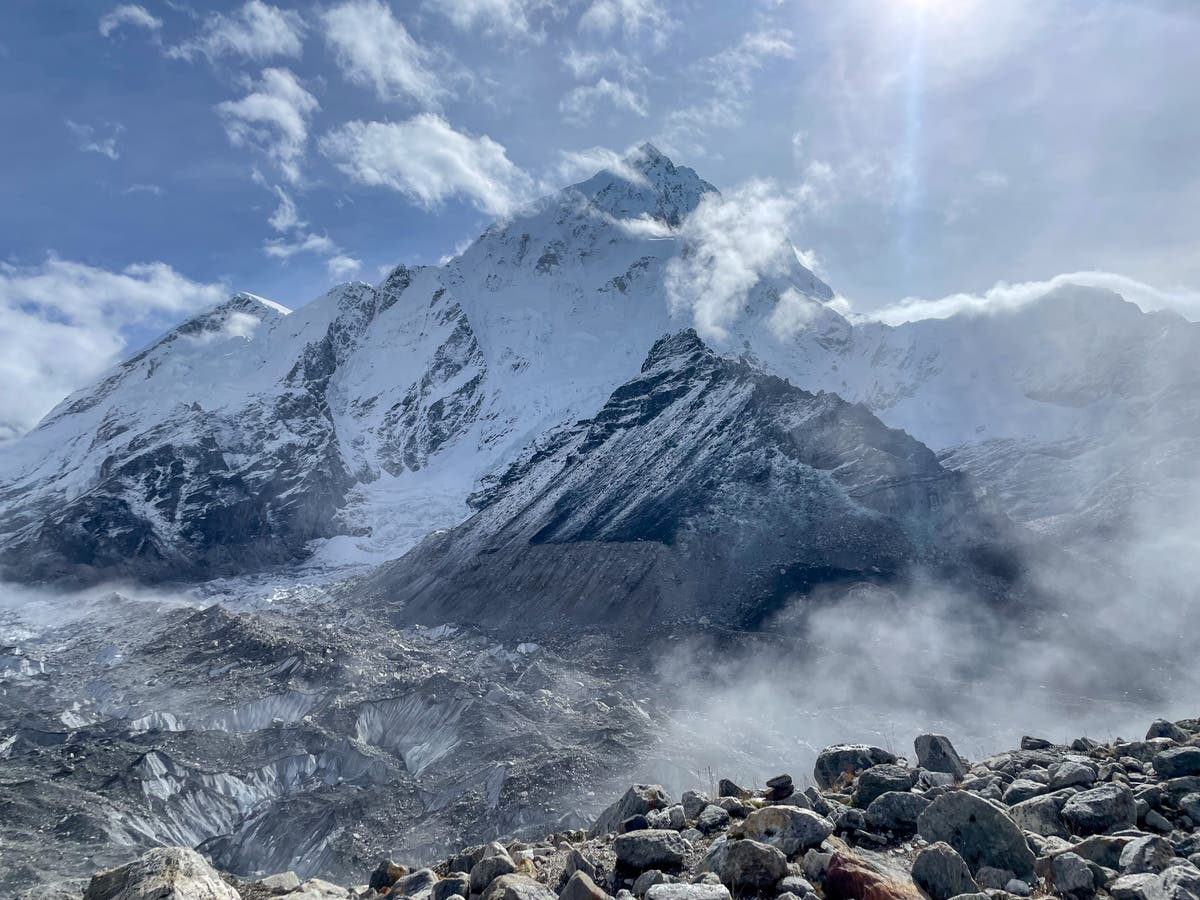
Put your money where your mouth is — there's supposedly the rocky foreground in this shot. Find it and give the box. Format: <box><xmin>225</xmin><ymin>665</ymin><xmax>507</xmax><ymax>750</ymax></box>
<box><xmin>77</xmin><ymin>719</ymin><xmax>1200</xmax><ymax>900</ymax></box>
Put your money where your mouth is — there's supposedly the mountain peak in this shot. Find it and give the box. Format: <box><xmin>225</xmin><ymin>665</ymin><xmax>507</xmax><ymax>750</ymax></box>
<box><xmin>570</xmin><ymin>144</ymin><xmax>717</xmax><ymax>227</ymax></box>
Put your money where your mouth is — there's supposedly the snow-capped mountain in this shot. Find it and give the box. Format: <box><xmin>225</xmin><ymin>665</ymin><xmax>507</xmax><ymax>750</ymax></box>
<box><xmin>366</xmin><ymin>330</ymin><xmax>1019</xmax><ymax>636</ymax></box>
<box><xmin>0</xmin><ymin>145</ymin><xmax>1195</xmax><ymax>583</ymax></box>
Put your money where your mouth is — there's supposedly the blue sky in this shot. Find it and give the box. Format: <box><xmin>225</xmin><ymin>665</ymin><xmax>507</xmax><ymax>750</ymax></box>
<box><xmin>2</xmin><ymin>0</ymin><xmax>1200</xmax><ymax>438</ymax></box>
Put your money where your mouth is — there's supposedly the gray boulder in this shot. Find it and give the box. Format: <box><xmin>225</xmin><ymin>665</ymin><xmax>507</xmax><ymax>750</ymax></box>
<box><xmin>592</xmin><ymin>786</ymin><xmax>672</xmax><ymax>837</ymax></box>
<box><xmin>813</xmin><ymin>745</ymin><xmax>896</xmax><ymax>789</ymax></box>
<box><xmin>1008</xmin><ymin>789</ymin><xmax>1075</xmax><ymax>838</ymax></box>
<box><xmin>917</xmin><ymin>790</ymin><xmax>1036</xmax><ymax>879</ymax></box>
<box><xmin>484</xmin><ymin>875</ymin><xmax>558</xmax><ymax>900</ymax></box>
<box><xmin>258</xmin><ymin>872</ymin><xmax>302</xmax><ymax>893</ymax></box>
<box><xmin>1002</xmin><ymin>779</ymin><xmax>1048</xmax><ymax>805</ymax></box>
<box><xmin>1159</xmin><ymin>864</ymin><xmax>1200</xmax><ymax>900</ymax></box>
<box><xmin>560</xmin><ymin>871</ymin><xmax>610</xmax><ymax>900</ymax></box>
<box><xmin>911</xmin><ymin>841</ymin><xmax>980</xmax><ymax>900</ymax></box>
<box><xmin>614</xmin><ymin>830</ymin><xmax>687</xmax><ymax>872</ymax></box>
<box><xmin>682</xmin><ymin>790</ymin><xmax>710</xmax><ymax>820</ymax></box>
<box><xmin>392</xmin><ymin>869</ymin><xmax>438</xmax><ymax>900</ymax></box>
<box><xmin>1155</xmin><ymin>747</ymin><xmax>1200</xmax><ymax>779</ymax></box>
<box><xmin>705</xmin><ymin>839</ymin><xmax>787</xmax><ymax>892</ymax></box>
<box><xmin>1049</xmin><ymin>760</ymin><xmax>1096</xmax><ymax>791</ymax></box>
<box><xmin>737</xmin><ymin>805</ymin><xmax>833</xmax><ymax>856</ymax></box>
<box><xmin>915</xmin><ymin>734</ymin><xmax>969</xmax><ymax>780</ymax></box>
<box><xmin>853</xmin><ymin>764</ymin><xmax>917</xmax><ymax>808</ymax></box>
<box><xmin>1146</xmin><ymin>719</ymin><xmax>1191</xmax><ymax>742</ymax></box>
<box><xmin>1061</xmin><ymin>783</ymin><xmax>1137</xmax><ymax>835</ymax></box>
<box><xmin>696</xmin><ymin>805</ymin><xmax>731</xmax><ymax>834</ymax></box>
<box><xmin>1049</xmin><ymin>852</ymin><xmax>1094</xmax><ymax>894</ymax></box>
<box><xmin>471</xmin><ymin>851</ymin><xmax>518</xmax><ymax>895</ymax></box>
<box><xmin>1109</xmin><ymin>873</ymin><xmax>1161</xmax><ymax>900</ymax></box>
<box><xmin>83</xmin><ymin>847</ymin><xmax>241</xmax><ymax>900</ymax></box>
<box><xmin>644</xmin><ymin>885</ymin><xmax>731</xmax><ymax>900</ymax></box>
<box><xmin>434</xmin><ymin>875</ymin><xmax>471</xmax><ymax>900</ymax></box>
<box><xmin>1119</xmin><ymin>835</ymin><xmax>1176</xmax><ymax>875</ymax></box>
<box><xmin>865</xmin><ymin>791</ymin><xmax>931</xmax><ymax>833</ymax></box>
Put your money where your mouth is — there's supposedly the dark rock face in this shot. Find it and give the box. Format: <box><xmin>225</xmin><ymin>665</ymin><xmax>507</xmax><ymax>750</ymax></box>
<box><xmin>911</xmin><ymin>842</ymin><xmax>980</xmax><ymax>900</ymax></box>
<box><xmin>915</xmin><ymin>734</ymin><xmax>969</xmax><ymax>780</ymax></box>
<box><xmin>917</xmin><ymin>791</ymin><xmax>1037</xmax><ymax>880</ymax></box>
<box><xmin>367</xmin><ymin>332</ymin><xmax>1020</xmax><ymax>637</ymax></box>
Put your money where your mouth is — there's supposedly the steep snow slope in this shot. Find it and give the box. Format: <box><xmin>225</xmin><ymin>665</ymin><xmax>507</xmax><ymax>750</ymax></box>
<box><xmin>365</xmin><ymin>331</ymin><xmax>1020</xmax><ymax>635</ymax></box>
<box><xmin>0</xmin><ymin>146</ymin><xmax>842</xmax><ymax>581</ymax></box>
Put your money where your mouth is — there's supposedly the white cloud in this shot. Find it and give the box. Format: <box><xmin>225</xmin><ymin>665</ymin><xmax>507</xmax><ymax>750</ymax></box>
<box><xmin>767</xmin><ymin>287</ymin><xmax>820</xmax><ymax>339</ymax></box>
<box><xmin>665</xmin><ymin>179</ymin><xmax>802</xmax><ymax>340</ymax></box>
<box><xmin>263</xmin><ymin>231</ymin><xmax>336</xmax><ymax>260</ymax></box>
<box><xmin>0</xmin><ymin>256</ymin><xmax>225</xmax><ymax>441</ymax></box>
<box><xmin>267</xmin><ymin>184</ymin><xmax>305</xmax><ymax>232</ymax></box>
<box><xmin>169</xmin><ymin>0</ymin><xmax>306</xmax><ymax>62</ymax></box>
<box><xmin>550</xmin><ymin>145</ymin><xmax>649</xmax><ymax>190</ymax></box>
<box><xmin>868</xmin><ymin>272</ymin><xmax>1200</xmax><ymax>325</ymax></box>
<box><xmin>663</xmin><ymin>29</ymin><xmax>794</xmax><ymax>152</ymax></box>
<box><xmin>124</xmin><ymin>183</ymin><xmax>164</xmax><ymax>196</ymax></box>
<box><xmin>98</xmin><ymin>4</ymin><xmax>162</xmax><ymax>37</ymax></box>
<box><xmin>216</xmin><ymin>68</ymin><xmax>319</xmax><ymax>184</ymax></box>
<box><xmin>561</xmin><ymin>45</ymin><xmax>640</xmax><ymax>80</ymax></box>
<box><xmin>321</xmin><ymin>0</ymin><xmax>447</xmax><ymax>107</ymax></box>
<box><xmin>326</xmin><ymin>254</ymin><xmax>363</xmax><ymax>279</ymax></box>
<box><xmin>65</xmin><ymin>120</ymin><xmax>122</xmax><ymax>160</ymax></box>
<box><xmin>320</xmin><ymin>114</ymin><xmax>534</xmax><ymax>217</ymax></box>
<box><xmin>579</xmin><ymin>0</ymin><xmax>673</xmax><ymax>44</ymax></box>
<box><xmin>560</xmin><ymin>78</ymin><xmax>647</xmax><ymax>123</ymax></box>
<box><xmin>434</xmin><ymin>0</ymin><xmax>557</xmax><ymax>40</ymax></box>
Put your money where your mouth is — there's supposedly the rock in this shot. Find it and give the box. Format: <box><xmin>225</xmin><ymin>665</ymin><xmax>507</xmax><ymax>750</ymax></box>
<box><xmin>1119</xmin><ymin>835</ymin><xmax>1176</xmax><ymax>875</ymax></box>
<box><xmin>1145</xmin><ymin>808</ymin><xmax>1173</xmax><ymax>833</ymax></box>
<box><xmin>292</xmin><ymin>878</ymin><xmax>350</xmax><ymax>898</ymax></box>
<box><xmin>682</xmin><ymin>790</ymin><xmax>710</xmax><ymax>820</ymax></box>
<box><xmin>1179</xmin><ymin>792</ymin><xmax>1200</xmax><ymax>820</ymax></box>
<box><xmin>471</xmin><ymin>853</ymin><xmax>518</xmax><ymax>895</ymax></box>
<box><xmin>1155</xmin><ymin>747</ymin><xmax>1200</xmax><ymax>779</ymax></box>
<box><xmin>697</xmin><ymin>805</ymin><xmax>731</xmax><ymax>834</ymax></box>
<box><xmin>483</xmin><ymin>875</ymin><xmax>559</xmax><ymax>900</ymax></box>
<box><xmin>737</xmin><ymin>805</ymin><xmax>834</xmax><ymax>856</ymax></box>
<box><xmin>391</xmin><ymin>869</ymin><xmax>438</xmax><ymax>900</ymax></box>
<box><xmin>1109</xmin><ymin>872</ymin><xmax>1162</xmax><ymax>900</ymax></box>
<box><xmin>777</xmin><ymin>875</ymin><xmax>815</xmax><ymax>896</ymax></box>
<box><xmin>1020</xmin><ymin>736</ymin><xmax>1053</xmax><ymax>750</ymax></box>
<box><xmin>370</xmin><ymin>861</ymin><xmax>409</xmax><ymax>893</ymax></box>
<box><xmin>1049</xmin><ymin>760</ymin><xmax>1097</xmax><ymax>790</ymax></box>
<box><xmin>800</xmin><ymin>849</ymin><xmax>832</xmax><ymax>882</ymax></box>
<box><xmin>917</xmin><ymin>790</ymin><xmax>1036</xmax><ymax>879</ymax></box>
<box><xmin>1008</xmin><ymin>789</ymin><xmax>1074</xmax><ymax>837</ymax></box>
<box><xmin>624</xmin><ymin>815</ymin><xmax>651</xmax><ymax>832</ymax></box>
<box><xmin>854</xmin><ymin>764</ymin><xmax>917</xmax><ymax>808</ymax></box>
<box><xmin>1004</xmin><ymin>878</ymin><xmax>1032</xmax><ymax>896</ymax></box>
<box><xmin>718</xmin><ymin>779</ymin><xmax>746</xmax><ymax>798</ymax></box>
<box><xmin>258</xmin><ymin>872</ymin><xmax>302</xmax><ymax>893</ymax></box>
<box><xmin>83</xmin><ymin>847</ymin><xmax>241</xmax><ymax>900</ymax></box>
<box><xmin>973</xmin><ymin>866</ymin><xmax>1014</xmax><ymax>890</ymax></box>
<box><xmin>434</xmin><ymin>875</ymin><xmax>471</xmax><ymax>900</ymax></box>
<box><xmin>560</xmin><ymin>871</ymin><xmax>610</xmax><ymax>900</ymax></box>
<box><xmin>1061</xmin><ymin>783</ymin><xmax>1137</xmax><ymax>835</ymax></box>
<box><xmin>1049</xmin><ymin>852</ymin><xmax>1094</xmax><ymax>894</ymax></box>
<box><xmin>1001</xmin><ymin>779</ymin><xmax>1048</xmax><ymax>805</ymax></box>
<box><xmin>1065</xmin><ymin>834</ymin><xmax>1136</xmax><ymax>870</ymax></box>
<box><xmin>714</xmin><ymin>797</ymin><xmax>752</xmax><ymax>818</ymax></box>
<box><xmin>814</xmin><ymin>745</ymin><xmax>897</xmax><ymax>790</ymax></box>
<box><xmin>710</xmin><ymin>839</ymin><xmax>788</xmax><ymax>892</ymax></box>
<box><xmin>1159</xmin><ymin>864</ymin><xmax>1200</xmax><ymax>900</ymax></box>
<box><xmin>592</xmin><ymin>786</ymin><xmax>672</xmax><ymax>837</ymax></box>
<box><xmin>915</xmin><ymin>735</ymin><xmax>968</xmax><ymax>780</ymax></box>
<box><xmin>1147</xmin><ymin>719</ymin><xmax>1190</xmax><ymax>742</ymax></box>
<box><xmin>632</xmin><ymin>870</ymin><xmax>669</xmax><ymax>896</ymax></box>
<box><xmin>667</xmin><ymin>805</ymin><xmax>686</xmax><ymax>830</ymax></box>
<box><xmin>644</xmin><ymin>885</ymin><xmax>731</xmax><ymax>900</ymax></box>
<box><xmin>766</xmin><ymin>774</ymin><xmax>794</xmax><ymax>798</ymax></box>
<box><xmin>614</xmin><ymin>830</ymin><xmax>687</xmax><ymax>871</ymax></box>
<box><xmin>822</xmin><ymin>852</ymin><xmax>924</xmax><ymax>900</ymax></box>
<box><xmin>911</xmin><ymin>842</ymin><xmax>980</xmax><ymax>900</ymax></box>
<box><xmin>864</xmin><ymin>791</ymin><xmax>931</xmax><ymax>833</ymax></box>
<box><xmin>564</xmin><ymin>851</ymin><xmax>597</xmax><ymax>883</ymax></box>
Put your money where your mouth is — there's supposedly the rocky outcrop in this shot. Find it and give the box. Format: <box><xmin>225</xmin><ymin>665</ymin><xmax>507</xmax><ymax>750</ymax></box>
<box><xmin>75</xmin><ymin>717</ymin><xmax>1200</xmax><ymax>900</ymax></box>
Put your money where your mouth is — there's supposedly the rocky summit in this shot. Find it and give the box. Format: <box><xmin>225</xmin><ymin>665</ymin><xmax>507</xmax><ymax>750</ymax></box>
<box><xmin>69</xmin><ymin>718</ymin><xmax>1200</xmax><ymax>900</ymax></box>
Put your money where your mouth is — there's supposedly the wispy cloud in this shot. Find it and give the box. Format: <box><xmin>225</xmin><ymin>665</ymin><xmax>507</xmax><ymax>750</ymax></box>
<box><xmin>216</xmin><ymin>67</ymin><xmax>319</xmax><ymax>185</ymax></box>
<box><xmin>578</xmin><ymin>0</ymin><xmax>673</xmax><ymax>46</ymax></box>
<box><xmin>560</xmin><ymin>78</ymin><xmax>648</xmax><ymax>123</ymax></box>
<box><xmin>65</xmin><ymin>120</ymin><xmax>123</xmax><ymax>160</ymax></box>
<box><xmin>326</xmin><ymin>254</ymin><xmax>363</xmax><ymax>279</ymax></box>
<box><xmin>320</xmin><ymin>114</ymin><xmax>534</xmax><ymax>217</ymax></box>
<box><xmin>0</xmin><ymin>256</ymin><xmax>225</xmax><ymax>441</ymax></box>
<box><xmin>169</xmin><ymin>0</ymin><xmax>305</xmax><ymax>62</ymax></box>
<box><xmin>321</xmin><ymin>0</ymin><xmax>448</xmax><ymax>108</ymax></box>
<box><xmin>868</xmin><ymin>272</ymin><xmax>1200</xmax><ymax>325</ymax></box>
<box><xmin>263</xmin><ymin>231</ymin><xmax>336</xmax><ymax>260</ymax></box>
<box><xmin>98</xmin><ymin>4</ymin><xmax>162</xmax><ymax>38</ymax></box>
<box><xmin>433</xmin><ymin>0</ymin><xmax>559</xmax><ymax>41</ymax></box>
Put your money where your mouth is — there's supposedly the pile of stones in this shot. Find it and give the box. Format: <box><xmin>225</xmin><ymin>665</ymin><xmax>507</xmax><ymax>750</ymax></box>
<box><xmin>80</xmin><ymin>717</ymin><xmax>1200</xmax><ymax>900</ymax></box>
